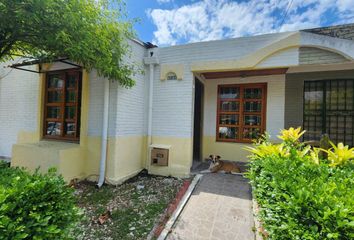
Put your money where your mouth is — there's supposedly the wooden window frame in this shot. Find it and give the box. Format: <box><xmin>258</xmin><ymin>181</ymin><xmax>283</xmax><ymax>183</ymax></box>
<box><xmin>43</xmin><ymin>69</ymin><xmax>82</xmax><ymax>142</ymax></box>
<box><xmin>216</xmin><ymin>83</ymin><xmax>267</xmax><ymax>143</ymax></box>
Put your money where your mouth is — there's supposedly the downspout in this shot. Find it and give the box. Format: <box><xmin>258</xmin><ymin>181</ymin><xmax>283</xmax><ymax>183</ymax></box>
<box><xmin>97</xmin><ymin>79</ymin><xmax>110</xmax><ymax>188</ymax></box>
<box><xmin>146</xmin><ymin>63</ymin><xmax>154</xmax><ymax>168</ymax></box>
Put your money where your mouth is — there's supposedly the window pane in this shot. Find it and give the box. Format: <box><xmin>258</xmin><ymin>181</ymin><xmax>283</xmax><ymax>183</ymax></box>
<box><xmin>48</xmin><ymin>75</ymin><xmax>64</xmax><ymax>88</ymax></box>
<box><xmin>218</xmin><ymin>127</ymin><xmax>238</xmax><ymax>139</ymax></box>
<box><xmin>47</xmin><ymin>107</ymin><xmax>61</xmax><ymax>119</ymax></box>
<box><xmin>65</xmin><ymin>123</ymin><xmax>76</xmax><ymax>136</ymax></box>
<box><xmin>244</xmin><ymin>101</ymin><xmax>261</xmax><ymax>112</ymax></box>
<box><xmin>46</xmin><ymin>122</ymin><xmax>61</xmax><ymax>136</ymax></box>
<box><xmin>244</xmin><ymin>88</ymin><xmax>262</xmax><ymax>99</ymax></box>
<box><xmin>66</xmin><ymin>90</ymin><xmax>76</xmax><ymax>102</ymax></box>
<box><xmin>243</xmin><ymin>128</ymin><xmax>261</xmax><ymax>140</ymax></box>
<box><xmin>47</xmin><ymin>91</ymin><xmax>63</xmax><ymax>103</ymax></box>
<box><xmin>65</xmin><ymin>106</ymin><xmax>76</xmax><ymax>119</ymax></box>
<box><xmin>66</xmin><ymin>74</ymin><xmax>77</xmax><ymax>88</ymax></box>
<box><xmin>219</xmin><ymin>87</ymin><xmax>240</xmax><ymax>99</ymax></box>
<box><xmin>244</xmin><ymin>115</ymin><xmax>261</xmax><ymax>126</ymax></box>
<box><xmin>220</xmin><ymin>101</ymin><xmax>239</xmax><ymax>112</ymax></box>
<box><xmin>219</xmin><ymin>114</ymin><xmax>239</xmax><ymax>125</ymax></box>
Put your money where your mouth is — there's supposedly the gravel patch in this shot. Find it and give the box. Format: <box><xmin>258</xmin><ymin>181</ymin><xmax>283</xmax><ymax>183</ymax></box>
<box><xmin>74</xmin><ymin>172</ymin><xmax>185</xmax><ymax>240</ymax></box>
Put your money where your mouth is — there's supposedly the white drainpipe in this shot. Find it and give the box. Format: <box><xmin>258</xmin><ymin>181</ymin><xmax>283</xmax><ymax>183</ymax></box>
<box><xmin>97</xmin><ymin>79</ymin><xmax>110</xmax><ymax>188</ymax></box>
<box><xmin>146</xmin><ymin>63</ymin><xmax>154</xmax><ymax>168</ymax></box>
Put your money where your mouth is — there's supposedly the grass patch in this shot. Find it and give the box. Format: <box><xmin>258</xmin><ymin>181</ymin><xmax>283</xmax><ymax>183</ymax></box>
<box><xmin>75</xmin><ymin>173</ymin><xmax>185</xmax><ymax>240</ymax></box>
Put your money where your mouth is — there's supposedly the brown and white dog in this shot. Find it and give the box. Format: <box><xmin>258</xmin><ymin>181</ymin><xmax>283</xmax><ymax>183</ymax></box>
<box><xmin>200</xmin><ymin>155</ymin><xmax>242</xmax><ymax>175</ymax></box>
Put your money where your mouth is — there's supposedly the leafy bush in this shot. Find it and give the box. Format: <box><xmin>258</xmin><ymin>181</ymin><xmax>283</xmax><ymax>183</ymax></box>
<box><xmin>246</xmin><ymin>128</ymin><xmax>354</xmax><ymax>240</ymax></box>
<box><xmin>0</xmin><ymin>163</ymin><xmax>81</xmax><ymax>239</ymax></box>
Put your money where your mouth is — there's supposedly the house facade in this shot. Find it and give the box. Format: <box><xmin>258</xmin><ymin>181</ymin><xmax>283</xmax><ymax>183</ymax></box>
<box><xmin>0</xmin><ymin>24</ymin><xmax>353</xmax><ymax>183</ymax></box>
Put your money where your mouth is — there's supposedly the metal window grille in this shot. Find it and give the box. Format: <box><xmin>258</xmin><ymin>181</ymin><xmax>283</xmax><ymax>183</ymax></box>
<box><xmin>303</xmin><ymin>79</ymin><xmax>354</xmax><ymax>146</ymax></box>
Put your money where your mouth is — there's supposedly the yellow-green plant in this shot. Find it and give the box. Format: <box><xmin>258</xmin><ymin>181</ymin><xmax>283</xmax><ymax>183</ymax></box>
<box><xmin>296</xmin><ymin>145</ymin><xmax>311</xmax><ymax>158</ymax></box>
<box><xmin>278</xmin><ymin>127</ymin><xmax>306</xmax><ymax>143</ymax></box>
<box><xmin>310</xmin><ymin>147</ymin><xmax>321</xmax><ymax>165</ymax></box>
<box><xmin>323</xmin><ymin>142</ymin><xmax>354</xmax><ymax>167</ymax></box>
<box><xmin>245</xmin><ymin>143</ymin><xmax>290</xmax><ymax>159</ymax></box>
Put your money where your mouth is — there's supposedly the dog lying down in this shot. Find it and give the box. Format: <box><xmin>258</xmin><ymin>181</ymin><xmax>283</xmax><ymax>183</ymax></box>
<box><xmin>200</xmin><ymin>155</ymin><xmax>243</xmax><ymax>175</ymax></box>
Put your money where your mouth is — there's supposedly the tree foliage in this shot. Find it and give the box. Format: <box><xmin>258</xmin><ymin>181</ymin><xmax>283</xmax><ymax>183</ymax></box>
<box><xmin>0</xmin><ymin>0</ymin><xmax>137</xmax><ymax>87</ymax></box>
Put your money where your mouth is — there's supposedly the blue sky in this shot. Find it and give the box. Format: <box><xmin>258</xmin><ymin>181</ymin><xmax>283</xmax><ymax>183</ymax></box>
<box><xmin>125</xmin><ymin>0</ymin><xmax>354</xmax><ymax>46</ymax></box>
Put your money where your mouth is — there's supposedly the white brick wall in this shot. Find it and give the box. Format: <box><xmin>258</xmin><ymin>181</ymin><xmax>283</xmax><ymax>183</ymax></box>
<box><xmin>87</xmin><ymin>39</ymin><xmax>148</xmax><ymax>137</ymax></box>
<box><xmin>152</xmin><ymin>65</ymin><xmax>194</xmax><ymax>137</ymax></box>
<box><xmin>0</xmin><ymin>61</ymin><xmax>39</xmax><ymax>157</ymax></box>
<box><xmin>116</xmin><ymin>41</ymin><xmax>147</xmax><ymax>136</ymax></box>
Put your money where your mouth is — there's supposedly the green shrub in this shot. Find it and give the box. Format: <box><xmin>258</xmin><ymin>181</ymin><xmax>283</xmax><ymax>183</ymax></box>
<box><xmin>246</xmin><ymin>129</ymin><xmax>354</xmax><ymax>240</ymax></box>
<box><xmin>0</xmin><ymin>164</ymin><xmax>81</xmax><ymax>239</ymax></box>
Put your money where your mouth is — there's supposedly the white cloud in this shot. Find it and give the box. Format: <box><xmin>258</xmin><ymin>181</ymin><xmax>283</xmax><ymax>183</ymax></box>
<box><xmin>147</xmin><ymin>0</ymin><xmax>354</xmax><ymax>46</ymax></box>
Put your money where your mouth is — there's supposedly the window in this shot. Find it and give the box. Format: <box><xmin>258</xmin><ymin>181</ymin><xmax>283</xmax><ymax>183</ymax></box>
<box><xmin>43</xmin><ymin>70</ymin><xmax>82</xmax><ymax>142</ymax></box>
<box><xmin>303</xmin><ymin>79</ymin><xmax>354</xmax><ymax>146</ymax></box>
<box><xmin>166</xmin><ymin>72</ymin><xmax>178</xmax><ymax>80</ymax></box>
<box><xmin>216</xmin><ymin>83</ymin><xmax>267</xmax><ymax>143</ymax></box>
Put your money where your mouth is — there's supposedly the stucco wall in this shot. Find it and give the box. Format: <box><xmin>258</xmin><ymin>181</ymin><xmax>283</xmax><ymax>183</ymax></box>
<box><xmin>0</xmin><ymin>61</ymin><xmax>39</xmax><ymax>157</ymax></box>
<box><xmin>256</xmin><ymin>47</ymin><xmax>299</xmax><ymax>68</ymax></box>
<box><xmin>202</xmin><ymin>75</ymin><xmax>285</xmax><ymax>162</ymax></box>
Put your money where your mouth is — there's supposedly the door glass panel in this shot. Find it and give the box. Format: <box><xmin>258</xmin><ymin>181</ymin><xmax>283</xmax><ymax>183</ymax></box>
<box><xmin>243</xmin><ymin>128</ymin><xmax>261</xmax><ymax>140</ymax></box>
<box><xmin>220</xmin><ymin>101</ymin><xmax>239</xmax><ymax>112</ymax></box>
<box><xmin>47</xmin><ymin>107</ymin><xmax>61</xmax><ymax>119</ymax></box>
<box><xmin>48</xmin><ymin>75</ymin><xmax>64</xmax><ymax>88</ymax></box>
<box><xmin>219</xmin><ymin>114</ymin><xmax>239</xmax><ymax>125</ymax></box>
<box><xmin>65</xmin><ymin>106</ymin><xmax>76</xmax><ymax>119</ymax></box>
<box><xmin>46</xmin><ymin>122</ymin><xmax>61</xmax><ymax>136</ymax></box>
<box><xmin>244</xmin><ymin>115</ymin><xmax>261</xmax><ymax>126</ymax></box>
<box><xmin>65</xmin><ymin>123</ymin><xmax>76</xmax><ymax>136</ymax></box>
<box><xmin>47</xmin><ymin>91</ymin><xmax>63</xmax><ymax>103</ymax></box>
<box><xmin>244</xmin><ymin>88</ymin><xmax>262</xmax><ymax>99</ymax></box>
<box><xmin>219</xmin><ymin>87</ymin><xmax>240</xmax><ymax>99</ymax></box>
<box><xmin>218</xmin><ymin>127</ymin><xmax>238</xmax><ymax>139</ymax></box>
<box><xmin>244</xmin><ymin>101</ymin><xmax>261</xmax><ymax>112</ymax></box>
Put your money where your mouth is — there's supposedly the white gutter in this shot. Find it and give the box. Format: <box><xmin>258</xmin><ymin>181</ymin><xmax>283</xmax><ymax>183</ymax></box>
<box><xmin>144</xmin><ymin>51</ymin><xmax>159</xmax><ymax>169</ymax></box>
<box><xmin>145</xmin><ymin>63</ymin><xmax>154</xmax><ymax>169</ymax></box>
<box><xmin>147</xmin><ymin>63</ymin><xmax>154</xmax><ymax>145</ymax></box>
<box><xmin>97</xmin><ymin>79</ymin><xmax>110</xmax><ymax>188</ymax></box>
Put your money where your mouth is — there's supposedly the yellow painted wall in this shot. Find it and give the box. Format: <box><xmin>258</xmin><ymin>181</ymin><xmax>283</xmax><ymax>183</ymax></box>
<box><xmin>202</xmin><ymin>136</ymin><xmax>252</xmax><ymax>162</ymax></box>
<box><xmin>11</xmin><ymin>69</ymin><xmax>90</xmax><ymax>182</ymax></box>
<box><xmin>147</xmin><ymin>136</ymin><xmax>193</xmax><ymax>178</ymax></box>
<box><xmin>85</xmin><ymin>135</ymin><xmax>145</xmax><ymax>184</ymax></box>
<box><xmin>11</xmin><ymin>141</ymin><xmax>85</xmax><ymax>181</ymax></box>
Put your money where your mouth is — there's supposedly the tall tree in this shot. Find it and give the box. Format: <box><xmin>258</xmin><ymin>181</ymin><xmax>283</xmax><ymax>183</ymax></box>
<box><xmin>0</xmin><ymin>0</ymin><xmax>137</xmax><ymax>87</ymax></box>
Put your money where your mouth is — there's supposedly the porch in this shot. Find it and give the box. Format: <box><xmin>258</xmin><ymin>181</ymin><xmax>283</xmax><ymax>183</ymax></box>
<box><xmin>191</xmin><ymin>64</ymin><xmax>354</xmax><ymax>167</ymax></box>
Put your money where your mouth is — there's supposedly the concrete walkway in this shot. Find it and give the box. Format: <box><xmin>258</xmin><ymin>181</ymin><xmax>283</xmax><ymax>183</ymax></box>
<box><xmin>167</xmin><ymin>173</ymin><xmax>255</xmax><ymax>240</ymax></box>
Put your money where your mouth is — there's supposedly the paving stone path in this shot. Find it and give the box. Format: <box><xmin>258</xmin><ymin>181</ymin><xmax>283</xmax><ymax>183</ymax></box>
<box><xmin>167</xmin><ymin>173</ymin><xmax>255</xmax><ymax>240</ymax></box>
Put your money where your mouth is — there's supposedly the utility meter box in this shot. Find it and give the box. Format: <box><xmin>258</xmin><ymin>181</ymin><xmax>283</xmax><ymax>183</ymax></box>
<box><xmin>150</xmin><ymin>145</ymin><xmax>170</xmax><ymax>166</ymax></box>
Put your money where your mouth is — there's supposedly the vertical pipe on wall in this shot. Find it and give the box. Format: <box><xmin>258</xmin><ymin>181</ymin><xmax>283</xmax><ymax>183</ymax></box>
<box><xmin>146</xmin><ymin>63</ymin><xmax>154</xmax><ymax>168</ymax></box>
<box><xmin>97</xmin><ymin>79</ymin><xmax>110</xmax><ymax>188</ymax></box>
